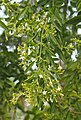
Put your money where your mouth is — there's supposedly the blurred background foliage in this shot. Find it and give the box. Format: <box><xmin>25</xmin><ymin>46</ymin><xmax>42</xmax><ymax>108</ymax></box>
<box><xmin>0</xmin><ymin>0</ymin><xmax>81</xmax><ymax>119</ymax></box>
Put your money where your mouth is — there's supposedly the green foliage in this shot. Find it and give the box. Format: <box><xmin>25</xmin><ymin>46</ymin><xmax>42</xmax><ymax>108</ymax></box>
<box><xmin>0</xmin><ymin>20</ymin><xmax>8</xmax><ymax>30</ymax></box>
<box><xmin>0</xmin><ymin>0</ymin><xmax>81</xmax><ymax>120</ymax></box>
<box><xmin>76</xmin><ymin>0</ymin><xmax>81</xmax><ymax>13</ymax></box>
<box><xmin>65</xmin><ymin>15</ymin><xmax>81</xmax><ymax>25</ymax></box>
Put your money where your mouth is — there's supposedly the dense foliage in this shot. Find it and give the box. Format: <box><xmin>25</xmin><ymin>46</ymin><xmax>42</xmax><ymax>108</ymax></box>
<box><xmin>0</xmin><ymin>0</ymin><xmax>81</xmax><ymax>119</ymax></box>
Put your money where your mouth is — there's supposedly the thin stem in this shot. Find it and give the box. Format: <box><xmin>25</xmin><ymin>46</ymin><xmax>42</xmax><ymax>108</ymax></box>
<box><xmin>63</xmin><ymin>0</ymin><xmax>68</xmax><ymax>20</ymax></box>
<box><xmin>39</xmin><ymin>30</ymin><xmax>43</xmax><ymax>59</ymax></box>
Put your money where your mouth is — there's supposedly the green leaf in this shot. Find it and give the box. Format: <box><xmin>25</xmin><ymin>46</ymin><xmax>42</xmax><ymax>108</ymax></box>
<box><xmin>76</xmin><ymin>0</ymin><xmax>81</xmax><ymax>13</ymax></box>
<box><xmin>50</xmin><ymin>35</ymin><xmax>60</xmax><ymax>47</ymax></box>
<box><xmin>16</xmin><ymin>102</ymin><xmax>25</xmax><ymax>113</ymax></box>
<box><xmin>54</xmin><ymin>21</ymin><xmax>62</xmax><ymax>32</ymax></box>
<box><xmin>0</xmin><ymin>20</ymin><xmax>8</xmax><ymax>30</ymax></box>
<box><xmin>37</xmin><ymin>0</ymin><xmax>49</xmax><ymax>6</ymax></box>
<box><xmin>65</xmin><ymin>15</ymin><xmax>81</xmax><ymax>25</ymax></box>
<box><xmin>55</xmin><ymin>0</ymin><xmax>64</xmax><ymax>7</ymax></box>
<box><xmin>25</xmin><ymin>62</ymin><xmax>35</xmax><ymax>72</ymax></box>
<box><xmin>66</xmin><ymin>112</ymin><xmax>74</xmax><ymax>120</ymax></box>
<box><xmin>6</xmin><ymin>81</ymin><xmax>15</xmax><ymax>87</ymax></box>
<box><xmin>24</xmin><ymin>114</ymin><xmax>30</xmax><ymax>120</ymax></box>
<box><xmin>16</xmin><ymin>7</ymin><xmax>28</xmax><ymax>20</ymax></box>
<box><xmin>0</xmin><ymin>110</ymin><xmax>5</xmax><ymax>115</ymax></box>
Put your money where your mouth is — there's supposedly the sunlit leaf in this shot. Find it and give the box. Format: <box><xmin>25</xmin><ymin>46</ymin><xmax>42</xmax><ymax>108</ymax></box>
<box><xmin>0</xmin><ymin>20</ymin><xmax>8</xmax><ymax>30</ymax></box>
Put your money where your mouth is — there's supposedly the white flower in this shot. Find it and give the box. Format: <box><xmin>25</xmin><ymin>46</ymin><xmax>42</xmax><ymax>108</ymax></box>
<box><xmin>42</xmin><ymin>91</ymin><xmax>47</xmax><ymax>95</ymax></box>
<box><xmin>32</xmin><ymin>63</ymin><xmax>38</xmax><ymax>70</ymax></box>
<box><xmin>44</xmin><ymin>101</ymin><xmax>49</xmax><ymax>106</ymax></box>
<box><xmin>39</xmin><ymin>74</ymin><xmax>43</xmax><ymax>78</ymax></box>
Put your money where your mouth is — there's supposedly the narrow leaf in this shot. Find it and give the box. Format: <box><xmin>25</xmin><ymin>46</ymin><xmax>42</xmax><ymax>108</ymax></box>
<box><xmin>16</xmin><ymin>7</ymin><xmax>28</xmax><ymax>20</ymax></box>
<box><xmin>0</xmin><ymin>20</ymin><xmax>8</xmax><ymax>30</ymax></box>
<box><xmin>65</xmin><ymin>15</ymin><xmax>81</xmax><ymax>25</ymax></box>
<box><xmin>26</xmin><ymin>62</ymin><xmax>35</xmax><ymax>72</ymax></box>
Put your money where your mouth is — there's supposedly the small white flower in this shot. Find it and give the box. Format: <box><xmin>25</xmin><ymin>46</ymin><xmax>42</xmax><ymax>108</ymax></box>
<box><xmin>42</xmin><ymin>91</ymin><xmax>47</xmax><ymax>95</ymax></box>
<box><xmin>44</xmin><ymin>101</ymin><xmax>49</xmax><ymax>106</ymax></box>
<box><xmin>57</xmin><ymin>86</ymin><xmax>61</xmax><ymax>91</ymax></box>
<box><xmin>37</xmin><ymin>28</ymin><xmax>41</xmax><ymax>32</ymax></box>
<box><xmin>32</xmin><ymin>63</ymin><xmax>38</xmax><ymax>70</ymax></box>
<box><xmin>28</xmin><ymin>48</ymin><xmax>31</xmax><ymax>55</ymax></box>
<box><xmin>39</xmin><ymin>74</ymin><xmax>43</xmax><ymax>78</ymax></box>
<box><xmin>31</xmin><ymin>57</ymin><xmax>35</xmax><ymax>62</ymax></box>
<box><xmin>14</xmin><ymin>80</ymin><xmax>19</xmax><ymax>85</ymax></box>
